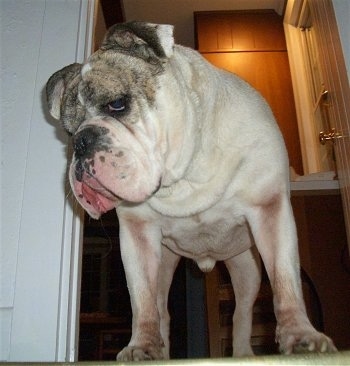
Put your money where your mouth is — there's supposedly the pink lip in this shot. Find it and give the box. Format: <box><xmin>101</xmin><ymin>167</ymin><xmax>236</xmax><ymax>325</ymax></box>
<box><xmin>81</xmin><ymin>182</ymin><xmax>118</xmax><ymax>214</ymax></box>
<box><xmin>72</xmin><ymin>170</ymin><xmax>121</xmax><ymax>218</ymax></box>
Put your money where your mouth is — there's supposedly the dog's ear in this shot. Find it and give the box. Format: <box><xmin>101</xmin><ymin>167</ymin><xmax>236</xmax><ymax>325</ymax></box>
<box><xmin>46</xmin><ymin>63</ymin><xmax>82</xmax><ymax>120</ymax></box>
<box><xmin>46</xmin><ymin>63</ymin><xmax>86</xmax><ymax>134</ymax></box>
<box><xmin>101</xmin><ymin>22</ymin><xmax>175</xmax><ymax>62</ymax></box>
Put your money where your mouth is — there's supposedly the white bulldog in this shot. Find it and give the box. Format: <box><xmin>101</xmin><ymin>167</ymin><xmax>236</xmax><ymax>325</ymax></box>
<box><xmin>46</xmin><ymin>22</ymin><xmax>336</xmax><ymax>360</ymax></box>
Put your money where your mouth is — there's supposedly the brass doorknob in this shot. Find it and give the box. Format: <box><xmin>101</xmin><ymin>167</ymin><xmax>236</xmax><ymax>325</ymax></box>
<box><xmin>319</xmin><ymin>128</ymin><xmax>342</xmax><ymax>145</ymax></box>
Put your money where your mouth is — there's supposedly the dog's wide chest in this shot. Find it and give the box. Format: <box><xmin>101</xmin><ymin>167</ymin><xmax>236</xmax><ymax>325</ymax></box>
<box><xmin>160</xmin><ymin>210</ymin><xmax>252</xmax><ymax>272</ymax></box>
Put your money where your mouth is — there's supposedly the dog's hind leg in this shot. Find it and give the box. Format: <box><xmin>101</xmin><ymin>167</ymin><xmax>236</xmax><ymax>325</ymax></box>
<box><xmin>225</xmin><ymin>246</ymin><xmax>262</xmax><ymax>357</ymax></box>
<box><xmin>157</xmin><ymin>246</ymin><xmax>181</xmax><ymax>359</ymax></box>
<box><xmin>246</xmin><ymin>192</ymin><xmax>336</xmax><ymax>354</ymax></box>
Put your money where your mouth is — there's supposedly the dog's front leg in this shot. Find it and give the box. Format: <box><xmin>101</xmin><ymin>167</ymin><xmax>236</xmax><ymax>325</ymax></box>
<box><xmin>247</xmin><ymin>193</ymin><xmax>336</xmax><ymax>354</ymax></box>
<box><xmin>116</xmin><ymin>213</ymin><xmax>164</xmax><ymax>361</ymax></box>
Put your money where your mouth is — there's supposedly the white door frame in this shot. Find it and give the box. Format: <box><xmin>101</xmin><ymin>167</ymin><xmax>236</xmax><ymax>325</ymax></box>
<box><xmin>56</xmin><ymin>0</ymin><xmax>95</xmax><ymax>361</ymax></box>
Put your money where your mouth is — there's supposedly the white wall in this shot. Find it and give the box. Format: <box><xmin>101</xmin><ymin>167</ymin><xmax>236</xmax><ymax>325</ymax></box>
<box><xmin>123</xmin><ymin>0</ymin><xmax>285</xmax><ymax>48</ymax></box>
<box><xmin>0</xmin><ymin>0</ymin><xmax>94</xmax><ymax>361</ymax></box>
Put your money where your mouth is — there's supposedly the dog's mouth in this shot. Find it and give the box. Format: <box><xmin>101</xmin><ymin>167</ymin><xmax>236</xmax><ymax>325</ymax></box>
<box><xmin>83</xmin><ymin>177</ymin><xmax>120</xmax><ymax>210</ymax></box>
<box><xmin>71</xmin><ymin>169</ymin><xmax>121</xmax><ymax>219</ymax></box>
<box><xmin>69</xmin><ymin>136</ymin><xmax>163</xmax><ymax>219</ymax></box>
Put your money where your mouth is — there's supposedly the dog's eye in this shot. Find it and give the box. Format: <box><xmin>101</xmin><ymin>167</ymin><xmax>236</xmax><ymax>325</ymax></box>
<box><xmin>108</xmin><ymin>97</ymin><xmax>127</xmax><ymax>112</ymax></box>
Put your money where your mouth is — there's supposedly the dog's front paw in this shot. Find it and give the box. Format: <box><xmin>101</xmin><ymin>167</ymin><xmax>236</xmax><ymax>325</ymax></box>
<box><xmin>117</xmin><ymin>345</ymin><xmax>164</xmax><ymax>361</ymax></box>
<box><xmin>277</xmin><ymin>326</ymin><xmax>337</xmax><ymax>355</ymax></box>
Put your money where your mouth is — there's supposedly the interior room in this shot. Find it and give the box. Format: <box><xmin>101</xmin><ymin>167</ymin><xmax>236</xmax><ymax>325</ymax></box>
<box><xmin>1</xmin><ymin>0</ymin><xmax>349</xmax><ymax>363</ymax></box>
<box><xmin>77</xmin><ymin>0</ymin><xmax>350</xmax><ymax>361</ymax></box>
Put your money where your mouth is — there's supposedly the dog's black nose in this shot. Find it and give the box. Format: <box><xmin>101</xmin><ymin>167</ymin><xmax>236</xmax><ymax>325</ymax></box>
<box><xmin>73</xmin><ymin>127</ymin><xmax>99</xmax><ymax>159</ymax></box>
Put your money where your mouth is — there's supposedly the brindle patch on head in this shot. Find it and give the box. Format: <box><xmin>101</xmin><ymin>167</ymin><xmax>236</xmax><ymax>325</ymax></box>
<box><xmin>46</xmin><ymin>63</ymin><xmax>86</xmax><ymax>134</ymax></box>
<box><xmin>101</xmin><ymin>22</ymin><xmax>168</xmax><ymax>71</ymax></box>
<box><xmin>79</xmin><ymin>50</ymin><xmax>159</xmax><ymax>123</ymax></box>
<box><xmin>46</xmin><ymin>22</ymin><xmax>174</xmax><ymax>139</ymax></box>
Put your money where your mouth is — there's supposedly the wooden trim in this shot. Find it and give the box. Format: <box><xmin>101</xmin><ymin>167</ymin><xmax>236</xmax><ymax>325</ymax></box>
<box><xmin>200</xmin><ymin>49</ymin><xmax>288</xmax><ymax>54</ymax></box>
<box><xmin>308</xmin><ymin>0</ymin><xmax>350</xmax><ymax>252</ymax></box>
<box><xmin>283</xmin><ymin>23</ymin><xmax>321</xmax><ymax>173</ymax></box>
<box><xmin>194</xmin><ymin>9</ymin><xmax>283</xmax><ymax>16</ymax></box>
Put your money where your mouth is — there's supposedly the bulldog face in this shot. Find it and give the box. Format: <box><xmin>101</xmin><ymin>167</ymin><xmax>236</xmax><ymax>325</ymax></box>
<box><xmin>46</xmin><ymin>22</ymin><xmax>174</xmax><ymax>218</ymax></box>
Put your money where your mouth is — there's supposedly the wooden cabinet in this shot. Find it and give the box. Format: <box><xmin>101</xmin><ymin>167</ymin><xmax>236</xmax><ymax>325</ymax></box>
<box><xmin>195</xmin><ymin>11</ymin><xmax>286</xmax><ymax>52</ymax></box>
<box><xmin>194</xmin><ymin>10</ymin><xmax>303</xmax><ymax>175</ymax></box>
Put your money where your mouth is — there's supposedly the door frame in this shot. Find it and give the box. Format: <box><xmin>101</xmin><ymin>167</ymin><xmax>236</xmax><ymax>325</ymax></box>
<box><xmin>56</xmin><ymin>0</ymin><xmax>95</xmax><ymax>361</ymax></box>
<box><xmin>284</xmin><ymin>0</ymin><xmax>350</xmax><ymax>252</ymax></box>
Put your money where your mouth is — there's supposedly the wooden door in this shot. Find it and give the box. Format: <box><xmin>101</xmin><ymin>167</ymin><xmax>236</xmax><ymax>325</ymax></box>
<box><xmin>307</xmin><ymin>0</ymin><xmax>350</xmax><ymax>251</ymax></box>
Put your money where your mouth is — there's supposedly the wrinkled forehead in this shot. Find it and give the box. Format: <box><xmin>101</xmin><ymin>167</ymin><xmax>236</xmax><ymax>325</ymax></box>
<box><xmin>78</xmin><ymin>50</ymin><xmax>157</xmax><ymax>104</ymax></box>
<box><xmin>82</xmin><ymin>48</ymin><xmax>156</xmax><ymax>80</ymax></box>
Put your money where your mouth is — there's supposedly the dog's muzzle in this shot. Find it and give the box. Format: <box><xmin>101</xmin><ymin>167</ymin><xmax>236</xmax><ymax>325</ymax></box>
<box><xmin>70</xmin><ymin>125</ymin><xmax>121</xmax><ymax>218</ymax></box>
<box><xmin>73</xmin><ymin>127</ymin><xmax>97</xmax><ymax>160</ymax></box>
<box><xmin>72</xmin><ymin>126</ymin><xmax>111</xmax><ymax>179</ymax></box>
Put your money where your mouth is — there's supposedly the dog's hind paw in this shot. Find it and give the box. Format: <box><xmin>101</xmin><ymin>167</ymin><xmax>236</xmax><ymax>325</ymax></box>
<box><xmin>117</xmin><ymin>345</ymin><xmax>164</xmax><ymax>361</ymax></box>
<box><xmin>278</xmin><ymin>329</ymin><xmax>337</xmax><ymax>355</ymax></box>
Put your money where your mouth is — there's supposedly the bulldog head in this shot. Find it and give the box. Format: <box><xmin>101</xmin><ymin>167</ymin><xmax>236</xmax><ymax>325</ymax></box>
<box><xmin>46</xmin><ymin>22</ymin><xmax>175</xmax><ymax>219</ymax></box>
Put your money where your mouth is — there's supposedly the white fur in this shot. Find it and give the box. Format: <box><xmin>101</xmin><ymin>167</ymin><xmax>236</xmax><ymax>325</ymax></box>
<box><xmin>49</xmin><ymin>79</ymin><xmax>64</xmax><ymax>119</ymax></box>
<box><xmin>81</xmin><ymin>62</ymin><xmax>92</xmax><ymax>76</ymax></box>
<box><xmin>156</xmin><ymin>24</ymin><xmax>174</xmax><ymax>57</ymax></box>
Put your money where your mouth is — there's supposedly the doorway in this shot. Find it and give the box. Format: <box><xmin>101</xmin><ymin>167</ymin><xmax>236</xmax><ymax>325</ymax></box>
<box><xmin>74</xmin><ymin>0</ymin><xmax>350</xmax><ymax>360</ymax></box>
